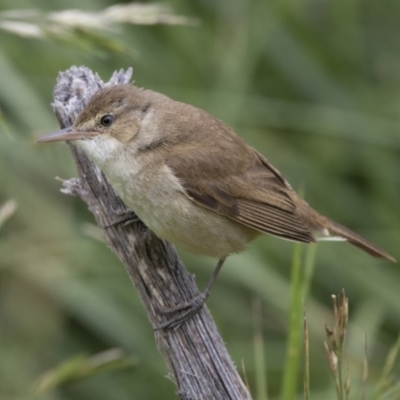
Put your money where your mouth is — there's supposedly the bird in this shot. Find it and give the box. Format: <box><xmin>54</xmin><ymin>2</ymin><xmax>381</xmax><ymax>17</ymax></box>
<box><xmin>38</xmin><ymin>83</ymin><xmax>396</xmax><ymax>326</ymax></box>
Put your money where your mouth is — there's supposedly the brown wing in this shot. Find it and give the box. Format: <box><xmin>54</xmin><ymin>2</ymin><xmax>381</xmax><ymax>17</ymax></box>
<box><xmin>165</xmin><ymin>117</ymin><xmax>315</xmax><ymax>243</ymax></box>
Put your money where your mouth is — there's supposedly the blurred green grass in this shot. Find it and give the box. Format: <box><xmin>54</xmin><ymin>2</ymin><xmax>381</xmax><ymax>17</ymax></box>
<box><xmin>0</xmin><ymin>0</ymin><xmax>399</xmax><ymax>399</ymax></box>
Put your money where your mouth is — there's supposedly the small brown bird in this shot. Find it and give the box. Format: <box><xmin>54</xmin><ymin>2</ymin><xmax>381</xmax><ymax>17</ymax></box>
<box><xmin>38</xmin><ymin>84</ymin><xmax>395</xmax><ymax>322</ymax></box>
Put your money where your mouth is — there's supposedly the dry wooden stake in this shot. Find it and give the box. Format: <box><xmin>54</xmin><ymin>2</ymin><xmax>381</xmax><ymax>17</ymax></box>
<box><xmin>52</xmin><ymin>66</ymin><xmax>252</xmax><ymax>400</ymax></box>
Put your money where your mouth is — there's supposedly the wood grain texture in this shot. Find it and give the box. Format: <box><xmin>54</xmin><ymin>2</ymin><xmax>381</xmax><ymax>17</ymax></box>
<box><xmin>52</xmin><ymin>66</ymin><xmax>252</xmax><ymax>400</ymax></box>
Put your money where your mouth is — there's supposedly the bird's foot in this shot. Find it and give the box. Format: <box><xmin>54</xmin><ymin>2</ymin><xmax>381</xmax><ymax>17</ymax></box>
<box><xmin>103</xmin><ymin>208</ymin><xmax>139</xmax><ymax>229</ymax></box>
<box><xmin>155</xmin><ymin>292</ymin><xmax>209</xmax><ymax>330</ymax></box>
<box><xmin>155</xmin><ymin>257</ymin><xmax>227</xmax><ymax>330</ymax></box>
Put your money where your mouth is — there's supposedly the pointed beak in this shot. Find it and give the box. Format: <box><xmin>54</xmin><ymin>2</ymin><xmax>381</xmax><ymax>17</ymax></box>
<box><xmin>36</xmin><ymin>127</ymin><xmax>99</xmax><ymax>143</ymax></box>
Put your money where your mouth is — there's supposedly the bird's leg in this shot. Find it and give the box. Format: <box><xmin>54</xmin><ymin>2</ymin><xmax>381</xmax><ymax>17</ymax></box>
<box><xmin>156</xmin><ymin>257</ymin><xmax>226</xmax><ymax>330</ymax></box>
<box><xmin>103</xmin><ymin>206</ymin><xmax>139</xmax><ymax>229</ymax></box>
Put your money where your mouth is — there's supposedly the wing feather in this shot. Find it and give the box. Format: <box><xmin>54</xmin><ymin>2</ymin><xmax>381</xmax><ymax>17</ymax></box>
<box><xmin>235</xmin><ymin>199</ymin><xmax>315</xmax><ymax>242</ymax></box>
<box><xmin>163</xmin><ymin>109</ymin><xmax>315</xmax><ymax>244</ymax></box>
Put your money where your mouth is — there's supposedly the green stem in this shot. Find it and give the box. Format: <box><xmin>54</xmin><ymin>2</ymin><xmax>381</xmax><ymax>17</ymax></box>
<box><xmin>281</xmin><ymin>243</ymin><xmax>303</xmax><ymax>400</ymax></box>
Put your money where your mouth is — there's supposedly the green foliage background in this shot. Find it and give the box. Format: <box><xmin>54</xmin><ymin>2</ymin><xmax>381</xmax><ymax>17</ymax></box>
<box><xmin>0</xmin><ymin>0</ymin><xmax>399</xmax><ymax>399</ymax></box>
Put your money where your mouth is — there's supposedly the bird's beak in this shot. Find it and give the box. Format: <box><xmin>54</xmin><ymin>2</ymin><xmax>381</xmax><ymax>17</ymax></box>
<box><xmin>37</xmin><ymin>127</ymin><xmax>99</xmax><ymax>143</ymax></box>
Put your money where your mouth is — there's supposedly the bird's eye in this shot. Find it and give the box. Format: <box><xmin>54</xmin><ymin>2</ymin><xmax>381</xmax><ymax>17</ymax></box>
<box><xmin>100</xmin><ymin>114</ymin><xmax>114</xmax><ymax>127</ymax></box>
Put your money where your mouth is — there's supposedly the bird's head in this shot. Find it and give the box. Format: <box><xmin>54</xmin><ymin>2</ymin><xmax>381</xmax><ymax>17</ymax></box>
<box><xmin>38</xmin><ymin>84</ymin><xmax>154</xmax><ymax>163</ymax></box>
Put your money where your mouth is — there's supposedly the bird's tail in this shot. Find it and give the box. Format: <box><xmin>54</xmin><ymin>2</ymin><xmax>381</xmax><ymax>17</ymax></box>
<box><xmin>323</xmin><ymin>219</ymin><xmax>396</xmax><ymax>262</ymax></box>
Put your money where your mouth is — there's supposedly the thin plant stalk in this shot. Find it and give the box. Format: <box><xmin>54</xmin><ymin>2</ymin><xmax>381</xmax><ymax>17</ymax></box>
<box><xmin>324</xmin><ymin>291</ymin><xmax>349</xmax><ymax>400</ymax></box>
<box><xmin>253</xmin><ymin>298</ymin><xmax>268</xmax><ymax>400</ymax></box>
<box><xmin>281</xmin><ymin>243</ymin><xmax>303</xmax><ymax>400</ymax></box>
<box><xmin>303</xmin><ymin>309</ymin><xmax>310</xmax><ymax>400</ymax></box>
<box><xmin>301</xmin><ymin>244</ymin><xmax>317</xmax><ymax>301</ymax></box>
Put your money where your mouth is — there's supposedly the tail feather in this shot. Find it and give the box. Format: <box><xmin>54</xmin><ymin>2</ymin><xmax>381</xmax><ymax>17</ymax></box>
<box><xmin>326</xmin><ymin>219</ymin><xmax>396</xmax><ymax>262</ymax></box>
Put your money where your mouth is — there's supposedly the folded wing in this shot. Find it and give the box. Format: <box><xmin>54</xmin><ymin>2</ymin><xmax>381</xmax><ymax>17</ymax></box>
<box><xmin>166</xmin><ymin>135</ymin><xmax>315</xmax><ymax>244</ymax></box>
